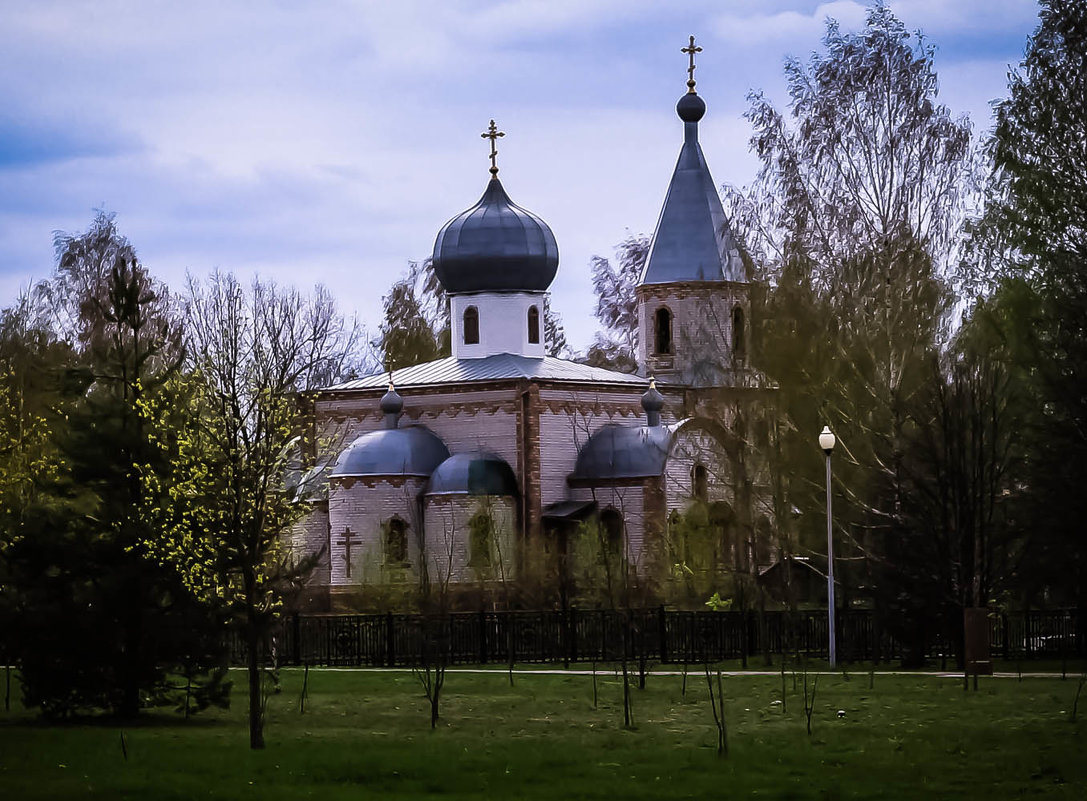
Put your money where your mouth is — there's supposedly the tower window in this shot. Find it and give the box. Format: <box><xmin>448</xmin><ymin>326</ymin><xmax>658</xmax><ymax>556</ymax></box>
<box><xmin>463</xmin><ymin>306</ymin><xmax>479</xmax><ymax>345</ymax></box>
<box><xmin>732</xmin><ymin>306</ymin><xmax>745</xmax><ymax>359</ymax></box>
<box><xmin>527</xmin><ymin>305</ymin><xmax>540</xmax><ymax>344</ymax></box>
<box><xmin>654</xmin><ymin>307</ymin><xmax>672</xmax><ymax>355</ymax></box>
<box><xmin>692</xmin><ymin>464</ymin><xmax>708</xmax><ymax>502</ymax></box>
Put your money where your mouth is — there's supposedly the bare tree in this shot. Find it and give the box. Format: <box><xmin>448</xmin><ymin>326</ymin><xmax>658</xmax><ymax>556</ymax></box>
<box><xmin>173</xmin><ymin>271</ymin><xmax>359</xmax><ymax>749</ymax></box>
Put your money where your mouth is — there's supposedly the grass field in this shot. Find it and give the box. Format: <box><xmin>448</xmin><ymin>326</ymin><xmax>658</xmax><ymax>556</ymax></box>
<box><xmin>1</xmin><ymin>664</ymin><xmax>1085</xmax><ymax>799</ymax></box>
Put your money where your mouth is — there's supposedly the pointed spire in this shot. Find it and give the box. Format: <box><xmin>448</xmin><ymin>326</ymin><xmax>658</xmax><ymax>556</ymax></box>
<box><xmin>638</xmin><ymin>37</ymin><xmax>746</xmax><ymax>286</ymax></box>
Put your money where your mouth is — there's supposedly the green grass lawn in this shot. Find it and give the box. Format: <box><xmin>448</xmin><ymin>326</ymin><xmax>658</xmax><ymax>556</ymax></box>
<box><xmin>1</xmin><ymin>665</ymin><xmax>1084</xmax><ymax>800</ymax></box>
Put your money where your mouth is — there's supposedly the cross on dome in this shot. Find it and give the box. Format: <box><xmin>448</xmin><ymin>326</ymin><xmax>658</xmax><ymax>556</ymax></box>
<box><xmin>682</xmin><ymin>35</ymin><xmax>702</xmax><ymax>93</ymax></box>
<box><xmin>481</xmin><ymin>120</ymin><xmax>505</xmax><ymax>177</ymax></box>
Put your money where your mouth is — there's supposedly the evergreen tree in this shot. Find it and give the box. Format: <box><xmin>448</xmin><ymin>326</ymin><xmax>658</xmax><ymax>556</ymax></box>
<box><xmin>5</xmin><ymin>229</ymin><xmax>228</xmax><ymax>717</ymax></box>
<box><xmin>980</xmin><ymin>0</ymin><xmax>1087</xmax><ymax>607</ymax></box>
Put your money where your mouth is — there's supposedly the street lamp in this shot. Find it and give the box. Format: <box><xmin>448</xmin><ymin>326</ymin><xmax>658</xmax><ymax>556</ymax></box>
<box><xmin>819</xmin><ymin>425</ymin><xmax>837</xmax><ymax>668</ymax></box>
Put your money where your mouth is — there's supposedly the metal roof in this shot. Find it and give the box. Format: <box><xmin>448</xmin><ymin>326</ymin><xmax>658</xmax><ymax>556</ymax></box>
<box><xmin>570</xmin><ymin>423</ymin><xmax>675</xmax><ymax>481</ymax></box>
<box><xmin>326</xmin><ymin>354</ymin><xmax>648</xmax><ymax>392</ymax></box>
<box><xmin>331</xmin><ymin>426</ymin><xmax>450</xmax><ymax>478</ymax></box>
<box><xmin>426</xmin><ymin>452</ymin><xmax>519</xmax><ymax>497</ymax></box>
<box><xmin>432</xmin><ymin>176</ymin><xmax>559</xmax><ymax>294</ymax></box>
<box><xmin>639</xmin><ymin>91</ymin><xmax>746</xmax><ymax>285</ymax></box>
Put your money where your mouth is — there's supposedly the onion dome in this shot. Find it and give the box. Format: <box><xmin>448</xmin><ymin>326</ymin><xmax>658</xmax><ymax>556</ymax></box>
<box><xmin>641</xmin><ymin>378</ymin><xmax>665</xmax><ymax>426</ymax></box>
<box><xmin>380</xmin><ymin>382</ymin><xmax>403</xmax><ymax>429</ymax></box>
<box><xmin>571</xmin><ymin>424</ymin><xmax>673</xmax><ymax>481</ymax></box>
<box><xmin>432</xmin><ymin>122</ymin><xmax>558</xmax><ymax>294</ymax></box>
<box><xmin>432</xmin><ymin>178</ymin><xmax>559</xmax><ymax>294</ymax></box>
<box><xmin>331</xmin><ymin>388</ymin><xmax>449</xmax><ymax>478</ymax></box>
<box><xmin>426</xmin><ymin>452</ymin><xmax>519</xmax><ymax>497</ymax></box>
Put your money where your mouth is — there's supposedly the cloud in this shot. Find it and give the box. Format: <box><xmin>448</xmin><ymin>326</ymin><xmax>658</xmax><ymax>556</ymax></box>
<box><xmin>712</xmin><ymin>1</ymin><xmax>868</xmax><ymax>48</ymax></box>
<box><xmin>0</xmin><ymin>0</ymin><xmax>1041</xmax><ymax>352</ymax></box>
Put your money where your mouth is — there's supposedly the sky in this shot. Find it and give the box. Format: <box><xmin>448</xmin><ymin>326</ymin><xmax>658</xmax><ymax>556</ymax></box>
<box><xmin>0</xmin><ymin>0</ymin><xmax>1043</xmax><ymax>353</ymax></box>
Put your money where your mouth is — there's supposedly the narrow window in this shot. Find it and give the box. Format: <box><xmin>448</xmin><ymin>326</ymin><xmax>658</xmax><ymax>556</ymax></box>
<box><xmin>384</xmin><ymin>518</ymin><xmax>408</xmax><ymax>565</ymax></box>
<box><xmin>692</xmin><ymin>464</ymin><xmax>708</xmax><ymax>502</ymax></box>
<box><xmin>527</xmin><ymin>305</ymin><xmax>540</xmax><ymax>344</ymax></box>
<box><xmin>469</xmin><ymin>509</ymin><xmax>493</xmax><ymax>568</ymax></box>
<box><xmin>654</xmin><ymin>307</ymin><xmax>672</xmax><ymax>355</ymax></box>
<box><xmin>600</xmin><ymin>508</ymin><xmax>624</xmax><ymax>560</ymax></box>
<box><xmin>732</xmin><ymin>306</ymin><xmax>745</xmax><ymax>358</ymax></box>
<box><xmin>463</xmin><ymin>306</ymin><xmax>479</xmax><ymax>345</ymax></box>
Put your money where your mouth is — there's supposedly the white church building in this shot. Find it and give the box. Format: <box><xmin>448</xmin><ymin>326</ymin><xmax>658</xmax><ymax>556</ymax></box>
<box><xmin>290</xmin><ymin>53</ymin><xmax>777</xmax><ymax>611</ymax></box>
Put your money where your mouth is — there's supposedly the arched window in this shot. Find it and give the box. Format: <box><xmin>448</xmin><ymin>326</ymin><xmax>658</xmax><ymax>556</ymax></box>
<box><xmin>527</xmin><ymin>305</ymin><xmax>540</xmax><ymax>344</ymax></box>
<box><xmin>654</xmin><ymin>307</ymin><xmax>672</xmax><ymax>355</ymax></box>
<box><xmin>732</xmin><ymin>306</ymin><xmax>745</xmax><ymax>359</ymax></box>
<box><xmin>600</xmin><ymin>508</ymin><xmax>624</xmax><ymax>560</ymax></box>
<box><xmin>384</xmin><ymin>518</ymin><xmax>408</xmax><ymax>565</ymax></box>
<box><xmin>692</xmin><ymin>464</ymin><xmax>708</xmax><ymax>502</ymax></box>
<box><xmin>709</xmin><ymin>502</ymin><xmax>738</xmax><ymax>571</ymax></box>
<box><xmin>468</xmin><ymin>509</ymin><xmax>494</xmax><ymax>568</ymax></box>
<box><xmin>463</xmin><ymin>306</ymin><xmax>479</xmax><ymax>345</ymax></box>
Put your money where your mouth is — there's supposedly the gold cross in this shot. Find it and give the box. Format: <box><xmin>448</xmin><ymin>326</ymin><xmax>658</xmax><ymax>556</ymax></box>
<box><xmin>481</xmin><ymin>119</ymin><xmax>505</xmax><ymax>177</ymax></box>
<box><xmin>682</xmin><ymin>35</ymin><xmax>702</xmax><ymax>93</ymax></box>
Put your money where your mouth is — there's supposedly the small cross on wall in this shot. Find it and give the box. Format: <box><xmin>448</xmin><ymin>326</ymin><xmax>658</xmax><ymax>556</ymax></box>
<box><xmin>337</xmin><ymin>527</ymin><xmax>359</xmax><ymax>579</ymax></box>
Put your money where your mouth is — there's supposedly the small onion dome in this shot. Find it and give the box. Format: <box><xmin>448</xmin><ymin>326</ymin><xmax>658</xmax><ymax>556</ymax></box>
<box><xmin>331</xmin><ymin>426</ymin><xmax>450</xmax><ymax>478</ymax></box>
<box><xmin>380</xmin><ymin>382</ymin><xmax>403</xmax><ymax>429</ymax></box>
<box><xmin>571</xmin><ymin>424</ymin><xmax>673</xmax><ymax>481</ymax></box>
<box><xmin>642</xmin><ymin>378</ymin><xmax>665</xmax><ymax>426</ymax></box>
<box><xmin>432</xmin><ymin>177</ymin><xmax>559</xmax><ymax>294</ymax></box>
<box><xmin>677</xmin><ymin>91</ymin><xmax>706</xmax><ymax>122</ymax></box>
<box><xmin>426</xmin><ymin>452</ymin><xmax>519</xmax><ymax>497</ymax></box>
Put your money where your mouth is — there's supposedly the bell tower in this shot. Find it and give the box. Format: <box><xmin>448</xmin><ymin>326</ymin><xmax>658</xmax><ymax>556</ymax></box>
<box><xmin>637</xmin><ymin>37</ymin><xmax>750</xmax><ymax>387</ymax></box>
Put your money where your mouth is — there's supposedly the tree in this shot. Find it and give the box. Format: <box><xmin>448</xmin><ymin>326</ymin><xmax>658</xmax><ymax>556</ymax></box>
<box><xmin>155</xmin><ymin>272</ymin><xmax>358</xmax><ymax>748</ymax></box>
<box><xmin>543</xmin><ymin>295</ymin><xmax>569</xmax><ymax>358</ymax></box>
<box><xmin>584</xmin><ymin>234</ymin><xmax>647</xmax><ymax>371</ymax></box>
<box><xmin>732</xmin><ymin>5</ymin><xmax>978</xmax><ymax>654</ymax></box>
<box><xmin>5</xmin><ymin>221</ymin><xmax>228</xmax><ymax>717</ymax></box>
<box><xmin>378</xmin><ymin>274</ymin><xmax>445</xmax><ymax>371</ymax></box>
<box><xmin>978</xmin><ymin>0</ymin><xmax>1087</xmax><ymax>608</ymax></box>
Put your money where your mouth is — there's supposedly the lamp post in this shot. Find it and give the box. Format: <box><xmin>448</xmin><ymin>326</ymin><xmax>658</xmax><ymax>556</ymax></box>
<box><xmin>818</xmin><ymin>425</ymin><xmax>837</xmax><ymax>668</ymax></box>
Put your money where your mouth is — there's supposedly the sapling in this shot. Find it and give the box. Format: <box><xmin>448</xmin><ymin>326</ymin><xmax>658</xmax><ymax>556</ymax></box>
<box><xmin>704</xmin><ymin>664</ymin><xmax>728</xmax><ymax>757</ymax></box>
<box><xmin>1071</xmin><ymin>672</ymin><xmax>1087</xmax><ymax>723</ymax></box>
<box><xmin>802</xmin><ymin>664</ymin><xmax>818</xmax><ymax>737</ymax></box>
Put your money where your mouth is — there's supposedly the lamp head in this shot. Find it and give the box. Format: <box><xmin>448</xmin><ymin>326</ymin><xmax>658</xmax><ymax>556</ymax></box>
<box><xmin>819</xmin><ymin>425</ymin><xmax>836</xmax><ymax>455</ymax></box>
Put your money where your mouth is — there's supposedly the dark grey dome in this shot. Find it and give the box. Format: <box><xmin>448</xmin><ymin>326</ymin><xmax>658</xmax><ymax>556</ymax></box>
<box><xmin>432</xmin><ymin>177</ymin><xmax>559</xmax><ymax>294</ymax></box>
<box><xmin>426</xmin><ymin>452</ymin><xmax>519</xmax><ymax>496</ymax></box>
<box><xmin>331</xmin><ymin>426</ymin><xmax>450</xmax><ymax>478</ymax></box>
<box><xmin>677</xmin><ymin>92</ymin><xmax>706</xmax><ymax>122</ymax></box>
<box><xmin>572</xmin><ymin>424</ymin><xmax>673</xmax><ymax>481</ymax></box>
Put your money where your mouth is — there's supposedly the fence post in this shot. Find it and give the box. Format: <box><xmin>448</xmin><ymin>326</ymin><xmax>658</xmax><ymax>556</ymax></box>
<box><xmin>658</xmin><ymin>606</ymin><xmax>668</xmax><ymax>664</ymax></box>
<box><xmin>479</xmin><ymin>609</ymin><xmax>488</xmax><ymax>665</ymax></box>
<box><xmin>569</xmin><ymin>607</ymin><xmax>578</xmax><ymax>665</ymax></box>
<box><xmin>385</xmin><ymin>612</ymin><xmax>395</xmax><ymax>667</ymax></box>
<box><xmin>292</xmin><ymin>614</ymin><xmax>302</xmax><ymax>666</ymax></box>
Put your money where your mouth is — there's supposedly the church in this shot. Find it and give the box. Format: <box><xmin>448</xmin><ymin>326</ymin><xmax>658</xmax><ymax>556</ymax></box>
<box><xmin>290</xmin><ymin>42</ymin><xmax>777</xmax><ymax>611</ymax></box>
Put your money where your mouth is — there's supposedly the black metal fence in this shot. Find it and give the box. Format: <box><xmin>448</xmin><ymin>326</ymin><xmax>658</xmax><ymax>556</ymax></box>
<box><xmin>228</xmin><ymin>609</ymin><xmax>1085</xmax><ymax>668</ymax></box>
